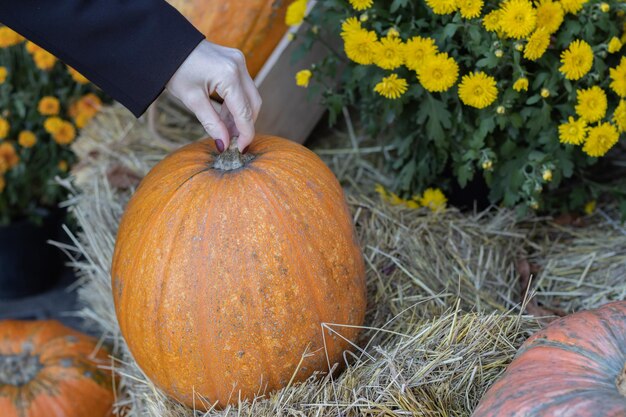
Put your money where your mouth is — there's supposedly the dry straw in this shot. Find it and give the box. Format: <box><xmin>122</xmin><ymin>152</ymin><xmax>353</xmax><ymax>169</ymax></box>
<box><xmin>61</xmin><ymin>101</ymin><xmax>626</xmax><ymax>416</ymax></box>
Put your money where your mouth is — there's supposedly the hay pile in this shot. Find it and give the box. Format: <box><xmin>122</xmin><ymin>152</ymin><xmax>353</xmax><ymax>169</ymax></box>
<box><xmin>65</xmin><ymin>101</ymin><xmax>626</xmax><ymax>416</ymax></box>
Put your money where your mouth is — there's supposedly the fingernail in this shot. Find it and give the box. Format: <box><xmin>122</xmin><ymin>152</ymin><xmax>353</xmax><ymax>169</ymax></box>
<box><xmin>215</xmin><ymin>139</ymin><xmax>225</xmax><ymax>153</ymax></box>
<box><xmin>242</xmin><ymin>146</ymin><xmax>250</xmax><ymax>154</ymax></box>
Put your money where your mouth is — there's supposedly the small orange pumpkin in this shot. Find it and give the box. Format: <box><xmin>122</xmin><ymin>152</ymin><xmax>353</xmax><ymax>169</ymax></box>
<box><xmin>473</xmin><ymin>301</ymin><xmax>626</xmax><ymax>417</ymax></box>
<box><xmin>0</xmin><ymin>320</ymin><xmax>114</xmax><ymax>417</ymax></box>
<box><xmin>166</xmin><ymin>0</ymin><xmax>291</xmax><ymax>77</ymax></box>
<box><xmin>112</xmin><ymin>136</ymin><xmax>367</xmax><ymax>408</ymax></box>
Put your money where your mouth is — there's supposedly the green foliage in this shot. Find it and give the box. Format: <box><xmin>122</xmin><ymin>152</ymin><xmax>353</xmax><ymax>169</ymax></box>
<box><xmin>294</xmin><ymin>0</ymin><xmax>626</xmax><ymax>215</ymax></box>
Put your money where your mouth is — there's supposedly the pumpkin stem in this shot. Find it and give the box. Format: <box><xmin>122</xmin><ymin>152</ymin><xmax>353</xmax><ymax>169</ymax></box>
<box><xmin>617</xmin><ymin>363</ymin><xmax>626</xmax><ymax>397</ymax></box>
<box><xmin>213</xmin><ymin>137</ymin><xmax>254</xmax><ymax>171</ymax></box>
<box><xmin>0</xmin><ymin>345</ymin><xmax>43</xmax><ymax>386</ymax></box>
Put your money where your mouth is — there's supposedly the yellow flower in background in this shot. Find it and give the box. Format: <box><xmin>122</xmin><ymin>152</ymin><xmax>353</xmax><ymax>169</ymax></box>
<box><xmin>600</xmin><ymin>2</ymin><xmax>609</xmax><ymax>12</ymax></box>
<box><xmin>76</xmin><ymin>93</ymin><xmax>102</xmax><ymax>118</ymax></box>
<box><xmin>341</xmin><ymin>17</ymin><xmax>362</xmax><ymax>38</ymax></box>
<box><xmin>0</xmin><ymin>117</ymin><xmax>9</xmax><ymax>139</ymax></box>
<box><xmin>344</xmin><ymin>28</ymin><xmax>378</xmax><ymax>65</ymax></box>
<box><xmin>0</xmin><ymin>143</ymin><xmax>19</xmax><ymax>171</ymax></box>
<box><xmin>541</xmin><ymin>88</ymin><xmax>551</xmax><ymax>97</ymax></box>
<box><xmin>613</xmin><ymin>100</ymin><xmax>626</xmax><ymax>132</ymax></box>
<box><xmin>375</xmin><ymin>184</ymin><xmax>420</xmax><ymax>208</ymax></box>
<box><xmin>513</xmin><ymin>77</ymin><xmax>529</xmax><ymax>91</ymax></box>
<box><xmin>387</xmin><ymin>28</ymin><xmax>400</xmax><ymax>38</ymax></box>
<box><xmin>58</xmin><ymin>160</ymin><xmax>69</xmax><ymax>172</ymax></box>
<box><xmin>0</xmin><ymin>67</ymin><xmax>7</xmax><ymax>84</ymax></box>
<box><xmin>483</xmin><ymin>10</ymin><xmax>502</xmax><ymax>32</ymax></box>
<box><xmin>608</xmin><ymin>37</ymin><xmax>622</xmax><ymax>54</ymax></box>
<box><xmin>425</xmin><ymin>0</ymin><xmax>458</xmax><ymax>14</ymax></box>
<box><xmin>524</xmin><ymin>28</ymin><xmax>551</xmax><ymax>60</ymax></box>
<box><xmin>458</xmin><ymin>72</ymin><xmax>498</xmax><ymax>109</ymax></box>
<box><xmin>295</xmin><ymin>69</ymin><xmax>312</xmax><ymax>87</ymax></box>
<box><xmin>575</xmin><ymin>86</ymin><xmax>607</xmax><ymax>123</ymax></box>
<box><xmin>559</xmin><ymin>39</ymin><xmax>593</xmax><ymax>80</ymax></box>
<box><xmin>285</xmin><ymin>0</ymin><xmax>307</xmax><ymax>26</ymax></box>
<box><xmin>418</xmin><ymin>52</ymin><xmax>459</xmax><ymax>92</ymax></box>
<box><xmin>38</xmin><ymin>96</ymin><xmax>60</xmax><ymax>116</ymax></box>
<box><xmin>0</xmin><ymin>26</ymin><xmax>23</xmax><ymax>48</ymax></box>
<box><xmin>33</xmin><ymin>50</ymin><xmax>56</xmax><ymax>71</ymax></box>
<box><xmin>542</xmin><ymin>169</ymin><xmax>552</xmax><ymax>182</ymax></box>
<box><xmin>374</xmin><ymin>74</ymin><xmax>408</xmax><ymax>99</ymax></box>
<box><xmin>584</xmin><ymin>200</ymin><xmax>596</xmax><ymax>214</ymax></box>
<box><xmin>349</xmin><ymin>0</ymin><xmax>373</xmax><ymax>10</ymax></box>
<box><xmin>495</xmin><ymin>49</ymin><xmax>504</xmax><ymax>58</ymax></box>
<box><xmin>18</xmin><ymin>131</ymin><xmax>37</xmax><ymax>148</ymax></box>
<box><xmin>420</xmin><ymin>188</ymin><xmax>447</xmax><ymax>212</ymax></box>
<box><xmin>610</xmin><ymin>56</ymin><xmax>626</xmax><ymax>97</ymax></box>
<box><xmin>535</xmin><ymin>0</ymin><xmax>564</xmax><ymax>33</ymax></box>
<box><xmin>0</xmin><ymin>176</ymin><xmax>5</xmax><ymax>193</ymax></box>
<box><xmin>558</xmin><ymin>116</ymin><xmax>588</xmax><ymax>144</ymax></box>
<box><xmin>560</xmin><ymin>0</ymin><xmax>588</xmax><ymax>14</ymax></box>
<box><xmin>404</xmin><ymin>36</ymin><xmax>438</xmax><ymax>72</ymax></box>
<box><xmin>582</xmin><ymin>122</ymin><xmax>619</xmax><ymax>157</ymax></box>
<box><xmin>25</xmin><ymin>41</ymin><xmax>42</xmax><ymax>54</ymax></box>
<box><xmin>499</xmin><ymin>0</ymin><xmax>537</xmax><ymax>39</ymax></box>
<box><xmin>67</xmin><ymin>66</ymin><xmax>89</xmax><ymax>84</ymax></box>
<box><xmin>44</xmin><ymin>117</ymin><xmax>63</xmax><ymax>134</ymax></box>
<box><xmin>497</xmin><ymin>105</ymin><xmax>506</xmax><ymax>114</ymax></box>
<box><xmin>373</xmin><ymin>36</ymin><xmax>405</xmax><ymax>70</ymax></box>
<box><xmin>53</xmin><ymin>121</ymin><xmax>76</xmax><ymax>145</ymax></box>
<box><xmin>458</xmin><ymin>0</ymin><xmax>484</xmax><ymax>18</ymax></box>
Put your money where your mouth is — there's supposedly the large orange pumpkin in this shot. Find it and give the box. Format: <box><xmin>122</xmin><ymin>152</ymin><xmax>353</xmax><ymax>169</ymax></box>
<box><xmin>111</xmin><ymin>136</ymin><xmax>367</xmax><ymax>408</ymax></box>
<box><xmin>473</xmin><ymin>301</ymin><xmax>626</xmax><ymax>417</ymax></box>
<box><xmin>0</xmin><ymin>320</ymin><xmax>114</xmax><ymax>417</ymax></box>
<box><xmin>166</xmin><ymin>0</ymin><xmax>291</xmax><ymax>77</ymax></box>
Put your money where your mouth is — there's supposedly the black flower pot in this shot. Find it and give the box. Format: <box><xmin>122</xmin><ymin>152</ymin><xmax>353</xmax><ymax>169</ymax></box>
<box><xmin>0</xmin><ymin>209</ymin><xmax>66</xmax><ymax>299</ymax></box>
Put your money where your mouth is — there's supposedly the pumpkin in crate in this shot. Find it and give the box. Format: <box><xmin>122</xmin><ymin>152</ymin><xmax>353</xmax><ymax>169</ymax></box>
<box><xmin>473</xmin><ymin>301</ymin><xmax>626</xmax><ymax>417</ymax></box>
<box><xmin>111</xmin><ymin>135</ymin><xmax>367</xmax><ymax>408</ymax></box>
<box><xmin>0</xmin><ymin>320</ymin><xmax>114</xmax><ymax>417</ymax></box>
<box><xmin>166</xmin><ymin>0</ymin><xmax>291</xmax><ymax>77</ymax></box>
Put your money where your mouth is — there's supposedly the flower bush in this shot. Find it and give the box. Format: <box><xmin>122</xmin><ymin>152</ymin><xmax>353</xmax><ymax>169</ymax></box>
<box><xmin>0</xmin><ymin>26</ymin><xmax>107</xmax><ymax>225</ymax></box>
<box><xmin>290</xmin><ymin>0</ymin><xmax>626</xmax><ymax>215</ymax></box>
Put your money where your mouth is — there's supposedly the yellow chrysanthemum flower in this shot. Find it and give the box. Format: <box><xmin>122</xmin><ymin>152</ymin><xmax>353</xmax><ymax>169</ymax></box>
<box><xmin>541</xmin><ymin>88</ymin><xmax>551</xmax><ymax>97</ymax></box>
<box><xmin>0</xmin><ymin>67</ymin><xmax>6</xmax><ymax>84</ymax></box>
<box><xmin>58</xmin><ymin>160</ymin><xmax>69</xmax><ymax>172</ymax></box>
<box><xmin>341</xmin><ymin>17</ymin><xmax>362</xmax><ymax>39</ymax></box>
<box><xmin>559</xmin><ymin>39</ymin><xmax>593</xmax><ymax>80</ymax></box>
<box><xmin>53</xmin><ymin>121</ymin><xmax>76</xmax><ymax>145</ymax></box>
<box><xmin>44</xmin><ymin>117</ymin><xmax>63</xmax><ymax>134</ymax></box>
<box><xmin>582</xmin><ymin>122</ymin><xmax>619</xmax><ymax>157</ymax></box>
<box><xmin>343</xmin><ymin>28</ymin><xmax>378</xmax><ymax>65</ymax></box>
<box><xmin>0</xmin><ymin>117</ymin><xmax>9</xmax><ymax>139</ymax></box>
<box><xmin>420</xmin><ymin>188</ymin><xmax>447</xmax><ymax>212</ymax></box>
<box><xmin>373</xmin><ymin>36</ymin><xmax>405</xmax><ymax>70</ymax></box>
<box><xmin>418</xmin><ymin>52</ymin><xmax>459</xmax><ymax>92</ymax></box>
<box><xmin>404</xmin><ymin>36</ymin><xmax>438</xmax><ymax>72</ymax></box>
<box><xmin>542</xmin><ymin>169</ymin><xmax>553</xmax><ymax>182</ymax></box>
<box><xmin>499</xmin><ymin>0</ymin><xmax>537</xmax><ymax>39</ymax></box>
<box><xmin>560</xmin><ymin>0</ymin><xmax>588</xmax><ymax>14</ymax></box>
<box><xmin>374</xmin><ymin>74</ymin><xmax>408</xmax><ymax>99</ymax></box>
<box><xmin>285</xmin><ymin>0</ymin><xmax>307</xmax><ymax>26</ymax></box>
<box><xmin>458</xmin><ymin>72</ymin><xmax>498</xmax><ymax>109</ymax></box>
<box><xmin>349</xmin><ymin>0</ymin><xmax>373</xmax><ymax>10</ymax></box>
<box><xmin>524</xmin><ymin>28</ymin><xmax>550</xmax><ymax>60</ymax></box>
<box><xmin>38</xmin><ymin>96</ymin><xmax>60</xmax><ymax>116</ymax></box>
<box><xmin>608</xmin><ymin>37</ymin><xmax>622</xmax><ymax>54</ymax></box>
<box><xmin>33</xmin><ymin>50</ymin><xmax>56</xmax><ymax>71</ymax></box>
<box><xmin>575</xmin><ymin>86</ymin><xmax>607</xmax><ymax>123</ymax></box>
<box><xmin>513</xmin><ymin>77</ymin><xmax>529</xmax><ymax>91</ymax></box>
<box><xmin>600</xmin><ymin>2</ymin><xmax>609</xmax><ymax>12</ymax></box>
<box><xmin>535</xmin><ymin>0</ymin><xmax>564</xmax><ymax>34</ymax></box>
<box><xmin>613</xmin><ymin>100</ymin><xmax>626</xmax><ymax>132</ymax></box>
<box><xmin>558</xmin><ymin>116</ymin><xmax>588</xmax><ymax>145</ymax></box>
<box><xmin>0</xmin><ymin>26</ymin><xmax>23</xmax><ymax>48</ymax></box>
<box><xmin>584</xmin><ymin>200</ymin><xmax>596</xmax><ymax>214</ymax></box>
<box><xmin>483</xmin><ymin>10</ymin><xmax>502</xmax><ymax>32</ymax></box>
<box><xmin>18</xmin><ymin>131</ymin><xmax>37</xmax><ymax>148</ymax></box>
<box><xmin>67</xmin><ymin>66</ymin><xmax>89</xmax><ymax>84</ymax></box>
<box><xmin>610</xmin><ymin>56</ymin><xmax>626</xmax><ymax>97</ymax></box>
<box><xmin>425</xmin><ymin>0</ymin><xmax>458</xmax><ymax>14</ymax></box>
<box><xmin>295</xmin><ymin>69</ymin><xmax>312</xmax><ymax>87</ymax></box>
<box><xmin>75</xmin><ymin>93</ymin><xmax>102</xmax><ymax>118</ymax></box>
<box><xmin>0</xmin><ymin>142</ymin><xmax>19</xmax><ymax>171</ymax></box>
<box><xmin>458</xmin><ymin>0</ymin><xmax>484</xmax><ymax>18</ymax></box>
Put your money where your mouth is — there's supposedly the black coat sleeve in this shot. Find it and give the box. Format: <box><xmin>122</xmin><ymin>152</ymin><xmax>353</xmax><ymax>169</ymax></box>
<box><xmin>0</xmin><ymin>1</ymin><xmax>205</xmax><ymax>117</ymax></box>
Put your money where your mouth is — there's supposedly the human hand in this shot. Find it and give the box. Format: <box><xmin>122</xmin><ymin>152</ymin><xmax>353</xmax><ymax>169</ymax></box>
<box><xmin>165</xmin><ymin>40</ymin><xmax>262</xmax><ymax>152</ymax></box>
